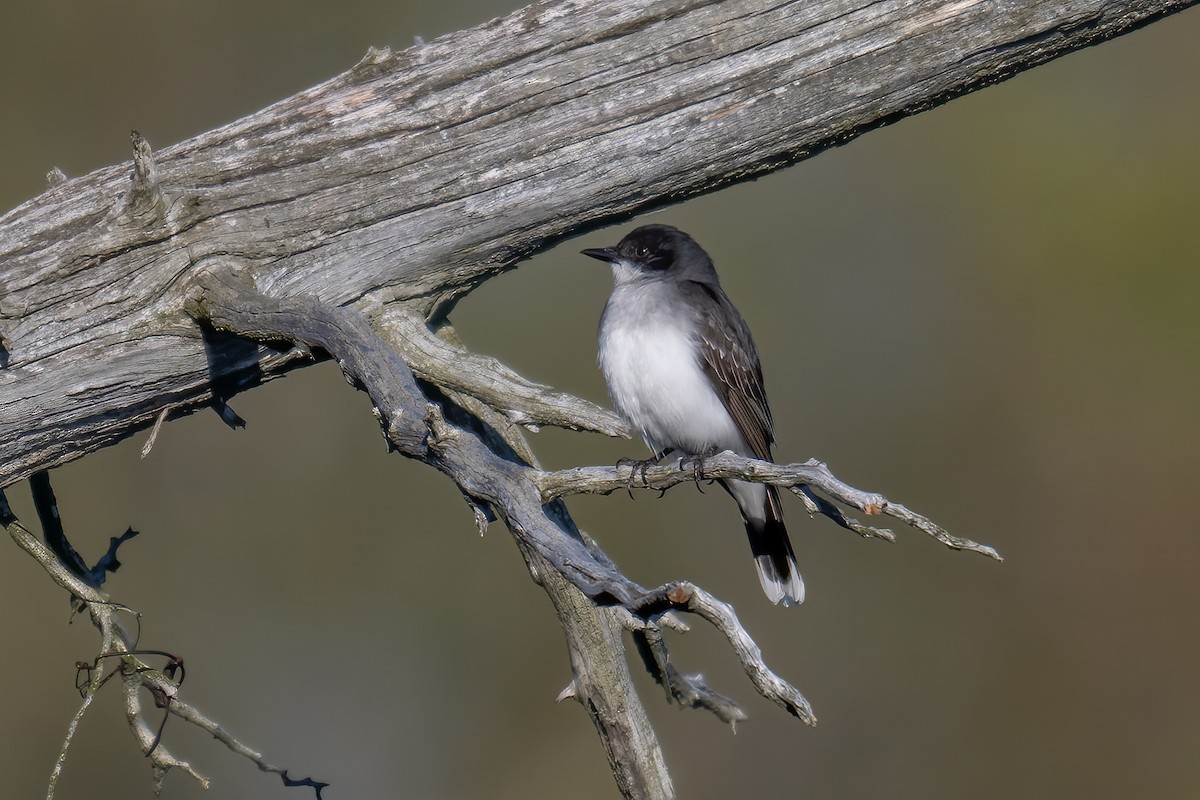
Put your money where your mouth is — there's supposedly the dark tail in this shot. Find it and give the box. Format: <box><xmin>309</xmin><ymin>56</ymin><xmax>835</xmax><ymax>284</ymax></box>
<box><xmin>744</xmin><ymin>486</ymin><xmax>805</xmax><ymax>606</ymax></box>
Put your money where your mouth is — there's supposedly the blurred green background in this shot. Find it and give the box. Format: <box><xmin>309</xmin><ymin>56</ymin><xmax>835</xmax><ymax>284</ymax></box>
<box><xmin>2</xmin><ymin>2</ymin><xmax>1198</xmax><ymax>798</ymax></box>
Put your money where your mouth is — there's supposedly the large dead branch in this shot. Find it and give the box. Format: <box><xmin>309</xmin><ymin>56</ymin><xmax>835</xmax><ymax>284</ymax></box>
<box><xmin>1</xmin><ymin>0</ymin><xmax>1194</xmax><ymax>798</ymax></box>
<box><xmin>1</xmin><ymin>0</ymin><xmax>1193</xmax><ymax>483</ymax></box>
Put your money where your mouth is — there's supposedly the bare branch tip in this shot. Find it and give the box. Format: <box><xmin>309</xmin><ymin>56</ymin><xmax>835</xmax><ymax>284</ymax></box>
<box><xmin>556</xmin><ymin>680</ymin><xmax>578</xmax><ymax>703</ymax></box>
<box><xmin>975</xmin><ymin>543</ymin><xmax>1004</xmax><ymax>562</ymax></box>
<box><xmin>140</xmin><ymin>407</ymin><xmax>171</xmax><ymax>459</ymax></box>
<box><xmin>659</xmin><ymin>611</ymin><xmax>690</xmax><ymax>634</ymax></box>
<box><xmin>351</xmin><ymin>45</ymin><xmax>395</xmax><ymax>79</ymax></box>
<box><xmin>130</xmin><ymin>130</ymin><xmax>158</xmax><ymax>184</ymax></box>
<box><xmin>364</xmin><ymin>44</ymin><xmax>392</xmax><ymax>62</ymax></box>
<box><xmin>467</xmin><ymin>498</ymin><xmax>494</xmax><ymax>536</ymax></box>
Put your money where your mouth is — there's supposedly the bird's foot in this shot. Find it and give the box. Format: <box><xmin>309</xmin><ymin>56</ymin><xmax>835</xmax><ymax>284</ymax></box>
<box><xmin>616</xmin><ymin>454</ymin><xmax>666</xmax><ymax>499</ymax></box>
<box><xmin>677</xmin><ymin>449</ymin><xmax>719</xmax><ymax>493</ymax></box>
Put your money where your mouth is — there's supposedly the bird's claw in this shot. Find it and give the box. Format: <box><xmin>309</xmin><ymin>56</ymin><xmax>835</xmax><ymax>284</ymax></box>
<box><xmin>616</xmin><ymin>455</ymin><xmax>662</xmax><ymax>499</ymax></box>
<box><xmin>678</xmin><ymin>449</ymin><xmax>718</xmax><ymax>493</ymax></box>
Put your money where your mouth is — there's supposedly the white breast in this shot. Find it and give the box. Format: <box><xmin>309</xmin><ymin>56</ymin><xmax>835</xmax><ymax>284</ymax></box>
<box><xmin>599</xmin><ymin>283</ymin><xmax>745</xmax><ymax>457</ymax></box>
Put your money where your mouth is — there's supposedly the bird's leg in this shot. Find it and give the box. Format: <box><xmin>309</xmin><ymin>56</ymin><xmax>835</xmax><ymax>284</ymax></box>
<box><xmin>677</xmin><ymin>448</ymin><xmax>719</xmax><ymax>493</ymax></box>
<box><xmin>616</xmin><ymin>450</ymin><xmax>671</xmax><ymax>499</ymax></box>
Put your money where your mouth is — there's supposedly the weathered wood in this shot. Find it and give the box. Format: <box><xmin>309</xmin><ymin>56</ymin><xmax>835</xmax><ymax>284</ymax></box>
<box><xmin>1</xmin><ymin>0</ymin><xmax>1194</xmax><ymax>486</ymax></box>
<box><xmin>188</xmin><ymin>267</ymin><xmax>683</xmax><ymax>798</ymax></box>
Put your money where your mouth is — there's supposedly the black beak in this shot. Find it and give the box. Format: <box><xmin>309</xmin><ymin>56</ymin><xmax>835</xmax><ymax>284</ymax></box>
<box><xmin>581</xmin><ymin>247</ymin><xmax>617</xmax><ymax>263</ymax></box>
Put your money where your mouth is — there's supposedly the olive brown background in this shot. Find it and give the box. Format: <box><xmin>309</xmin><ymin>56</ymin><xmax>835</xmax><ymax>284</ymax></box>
<box><xmin>1</xmin><ymin>2</ymin><xmax>1197</xmax><ymax>798</ymax></box>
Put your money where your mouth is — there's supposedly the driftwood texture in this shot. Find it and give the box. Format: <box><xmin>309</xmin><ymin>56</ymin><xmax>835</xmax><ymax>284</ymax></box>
<box><xmin>0</xmin><ymin>0</ymin><xmax>1194</xmax><ymax>483</ymax></box>
<box><xmin>0</xmin><ymin>0</ymin><xmax>1194</xmax><ymax>798</ymax></box>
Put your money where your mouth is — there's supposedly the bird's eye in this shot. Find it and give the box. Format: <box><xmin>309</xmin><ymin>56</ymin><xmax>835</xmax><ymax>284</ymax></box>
<box><xmin>635</xmin><ymin>245</ymin><xmax>650</xmax><ymax>259</ymax></box>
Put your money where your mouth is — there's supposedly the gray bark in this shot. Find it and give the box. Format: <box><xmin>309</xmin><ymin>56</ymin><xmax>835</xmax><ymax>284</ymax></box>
<box><xmin>0</xmin><ymin>0</ymin><xmax>1193</xmax><ymax>484</ymax></box>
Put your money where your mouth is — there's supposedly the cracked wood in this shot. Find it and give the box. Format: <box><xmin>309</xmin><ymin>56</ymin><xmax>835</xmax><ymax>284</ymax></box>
<box><xmin>1</xmin><ymin>0</ymin><xmax>1195</xmax><ymax>485</ymax></box>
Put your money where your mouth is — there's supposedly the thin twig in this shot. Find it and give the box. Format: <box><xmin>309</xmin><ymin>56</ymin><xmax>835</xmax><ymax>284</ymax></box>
<box><xmin>539</xmin><ymin>454</ymin><xmax>1002</xmax><ymax>561</ymax></box>
<box><xmin>141</xmin><ymin>406</ymin><xmax>171</xmax><ymax>458</ymax></box>
<box><xmin>376</xmin><ymin>306</ymin><xmax>630</xmax><ymax>437</ymax></box>
<box><xmin>1</xmin><ymin>486</ymin><xmax>323</xmax><ymax>797</ymax></box>
<box><xmin>630</xmin><ymin>625</ymin><xmax>747</xmax><ymax>728</ymax></box>
<box><xmin>47</xmin><ymin>671</ymin><xmax>101</xmax><ymax>800</ymax></box>
<box><xmin>630</xmin><ymin>582</ymin><xmax>815</xmax><ymax>724</ymax></box>
<box><xmin>120</xmin><ymin>667</ymin><xmax>209</xmax><ymax>792</ymax></box>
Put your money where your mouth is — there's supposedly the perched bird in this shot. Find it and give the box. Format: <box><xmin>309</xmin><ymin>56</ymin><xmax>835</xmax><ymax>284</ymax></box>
<box><xmin>582</xmin><ymin>224</ymin><xmax>804</xmax><ymax>605</ymax></box>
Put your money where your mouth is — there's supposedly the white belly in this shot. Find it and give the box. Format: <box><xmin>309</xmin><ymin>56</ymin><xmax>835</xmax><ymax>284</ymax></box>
<box><xmin>599</xmin><ymin>306</ymin><xmax>745</xmax><ymax>457</ymax></box>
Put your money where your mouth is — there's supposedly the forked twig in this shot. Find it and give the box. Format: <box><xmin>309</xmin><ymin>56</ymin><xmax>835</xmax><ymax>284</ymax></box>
<box><xmin>1</xmin><ymin>483</ymin><xmax>327</xmax><ymax>798</ymax></box>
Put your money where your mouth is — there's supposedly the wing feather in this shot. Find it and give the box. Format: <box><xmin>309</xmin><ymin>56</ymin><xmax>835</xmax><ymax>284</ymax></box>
<box><xmin>685</xmin><ymin>281</ymin><xmax>775</xmax><ymax>462</ymax></box>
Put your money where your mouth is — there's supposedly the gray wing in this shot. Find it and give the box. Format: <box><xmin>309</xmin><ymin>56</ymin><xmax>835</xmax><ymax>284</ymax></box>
<box><xmin>684</xmin><ymin>281</ymin><xmax>775</xmax><ymax>462</ymax></box>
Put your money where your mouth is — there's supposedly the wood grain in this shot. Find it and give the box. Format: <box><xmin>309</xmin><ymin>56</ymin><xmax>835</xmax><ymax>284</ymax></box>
<box><xmin>1</xmin><ymin>0</ymin><xmax>1194</xmax><ymax>484</ymax></box>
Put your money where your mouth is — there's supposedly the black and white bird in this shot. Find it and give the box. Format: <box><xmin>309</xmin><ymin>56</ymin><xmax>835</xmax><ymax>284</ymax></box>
<box><xmin>582</xmin><ymin>224</ymin><xmax>804</xmax><ymax>606</ymax></box>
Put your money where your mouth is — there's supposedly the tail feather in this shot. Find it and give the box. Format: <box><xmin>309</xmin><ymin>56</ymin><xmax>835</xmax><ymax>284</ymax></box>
<box><xmin>744</xmin><ymin>486</ymin><xmax>804</xmax><ymax>606</ymax></box>
<box><xmin>721</xmin><ymin>479</ymin><xmax>805</xmax><ymax>605</ymax></box>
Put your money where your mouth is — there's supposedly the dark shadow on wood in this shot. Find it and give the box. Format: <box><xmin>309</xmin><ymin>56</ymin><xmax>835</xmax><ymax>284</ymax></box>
<box><xmin>197</xmin><ymin>324</ymin><xmax>318</xmax><ymax>429</ymax></box>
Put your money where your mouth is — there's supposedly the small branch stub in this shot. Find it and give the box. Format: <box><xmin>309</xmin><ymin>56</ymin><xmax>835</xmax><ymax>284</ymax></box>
<box><xmin>123</xmin><ymin>130</ymin><xmax>167</xmax><ymax>224</ymax></box>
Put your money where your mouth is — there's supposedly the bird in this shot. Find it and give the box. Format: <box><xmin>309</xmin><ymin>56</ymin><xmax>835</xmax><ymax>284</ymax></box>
<box><xmin>582</xmin><ymin>224</ymin><xmax>804</xmax><ymax>605</ymax></box>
